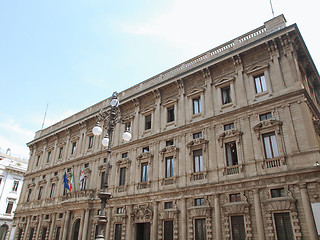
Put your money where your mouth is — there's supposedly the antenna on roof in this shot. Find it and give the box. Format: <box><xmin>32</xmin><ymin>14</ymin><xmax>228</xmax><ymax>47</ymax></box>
<box><xmin>269</xmin><ymin>0</ymin><xmax>275</xmax><ymax>18</ymax></box>
<box><xmin>41</xmin><ymin>103</ymin><xmax>49</xmax><ymax>130</ymax></box>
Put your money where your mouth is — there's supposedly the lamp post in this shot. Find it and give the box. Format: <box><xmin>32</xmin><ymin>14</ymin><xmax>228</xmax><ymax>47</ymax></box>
<box><xmin>93</xmin><ymin>92</ymin><xmax>131</xmax><ymax>240</ymax></box>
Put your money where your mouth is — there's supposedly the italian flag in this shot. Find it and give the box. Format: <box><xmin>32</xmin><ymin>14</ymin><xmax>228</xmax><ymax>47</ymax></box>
<box><xmin>70</xmin><ymin>169</ymin><xmax>75</xmax><ymax>191</ymax></box>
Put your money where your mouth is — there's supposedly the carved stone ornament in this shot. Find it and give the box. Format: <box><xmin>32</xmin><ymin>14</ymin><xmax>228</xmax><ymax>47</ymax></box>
<box><xmin>159</xmin><ymin>146</ymin><xmax>179</xmax><ymax>160</ymax></box>
<box><xmin>245</xmin><ymin>63</ymin><xmax>269</xmax><ymax>75</ymax></box>
<box><xmin>70</xmin><ymin>135</ymin><xmax>80</xmax><ymax>142</ymax></box>
<box><xmin>186</xmin><ymin>88</ymin><xmax>204</xmax><ymax>98</ymax></box>
<box><xmin>214</xmin><ymin>75</ymin><xmax>235</xmax><ymax>87</ymax></box>
<box><xmin>218</xmin><ymin>129</ymin><xmax>243</xmax><ymax>147</ymax></box>
<box><xmin>253</xmin><ymin>119</ymin><xmax>282</xmax><ymax>139</ymax></box>
<box><xmin>131</xmin><ymin>205</ymin><xmax>153</xmax><ymax>223</ymax></box>
<box><xmin>116</xmin><ymin>158</ymin><xmax>132</xmax><ymax>167</ymax></box>
<box><xmin>186</xmin><ymin>138</ymin><xmax>208</xmax><ymax>154</ymax></box>
<box><xmin>137</xmin><ymin>152</ymin><xmax>154</xmax><ymax>162</ymax></box>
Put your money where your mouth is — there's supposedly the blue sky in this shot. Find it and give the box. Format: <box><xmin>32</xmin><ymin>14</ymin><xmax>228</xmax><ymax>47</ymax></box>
<box><xmin>0</xmin><ymin>0</ymin><xmax>319</xmax><ymax>158</ymax></box>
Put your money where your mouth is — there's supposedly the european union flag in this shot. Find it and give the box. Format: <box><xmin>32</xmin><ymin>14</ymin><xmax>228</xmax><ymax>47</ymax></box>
<box><xmin>64</xmin><ymin>171</ymin><xmax>69</xmax><ymax>190</ymax></box>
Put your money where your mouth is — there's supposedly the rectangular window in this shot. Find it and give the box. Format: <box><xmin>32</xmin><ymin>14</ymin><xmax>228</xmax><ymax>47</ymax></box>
<box><xmin>49</xmin><ymin>184</ymin><xmax>55</xmax><ymax>198</ymax></box>
<box><xmin>224</xmin><ymin>123</ymin><xmax>234</xmax><ymax>131</ymax></box>
<box><xmin>145</xmin><ymin>114</ymin><xmax>151</xmax><ymax>130</ymax></box>
<box><xmin>36</xmin><ymin>155</ymin><xmax>40</xmax><ymax>166</ymax></box>
<box><xmin>193</xmin><ymin>149</ymin><xmax>203</xmax><ymax>173</ymax></box>
<box><xmin>163</xmin><ymin>221</ymin><xmax>174</xmax><ymax>240</ymax></box>
<box><xmin>114</xmin><ymin>224</ymin><xmax>122</xmax><ymax>240</ymax></box>
<box><xmin>164</xmin><ymin>202</ymin><xmax>173</xmax><ymax>209</ymax></box>
<box><xmin>28</xmin><ymin>228</ymin><xmax>34</xmax><ymax>240</ymax></box>
<box><xmin>221</xmin><ymin>86</ymin><xmax>232</xmax><ymax>104</ymax></box>
<box><xmin>166</xmin><ymin>140</ymin><xmax>174</xmax><ymax>146</ymax></box>
<box><xmin>55</xmin><ymin>227</ymin><xmax>61</xmax><ymax>240</ymax></box>
<box><xmin>125</xmin><ymin>121</ymin><xmax>131</xmax><ymax>132</ymax></box>
<box><xmin>5</xmin><ymin>201</ymin><xmax>14</xmax><ymax>214</ymax></box>
<box><xmin>38</xmin><ymin>186</ymin><xmax>43</xmax><ymax>200</ymax></box>
<box><xmin>193</xmin><ymin>97</ymin><xmax>201</xmax><ymax>114</ymax></box>
<box><xmin>47</xmin><ymin>151</ymin><xmax>51</xmax><ymax>162</ymax></box>
<box><xmin>58</xmin><ymin>147</ymin><xmax>63</xmax><ymax>159</ymax></box>
<box><xmin>274</xmin><ymin>212</ymin><xmax>294</xmax><ymax>240</ymax></box>
<box><xmin>122</xmin><ymin>152</ymin><xmax>128</xmax><ymax>158</ymax></box>
<box><xmin>71</xmin><ymin>142</ymin><xmax>76</xmax><ymax>155</ymax></box>
<box><xmin>193</xmin><ymin>132</ymin><xmax>202</xmax><ymax>139</ymax></box>
<box><xmin>142</xmin><ymin>146</ymin><xmax>149</xmax><ymax>152</ymax></box>
<box><xmin>263</xmin><ymin>132</ymin><xmax>279</xmax><ymax>159</ymax></box>
<box><xmin>12</xmin><ymin>180</ymin><xmax>19</xmax><ymax>191</ymax></box>
<box><xmin>88</xmin><ymin>136</ymin><xmax>94</xmax><ymax>149</ymax></box>
<box><xmin>80</xmin><ymin>177</ymin><xmax>87</xmax><ymax>191</ymax></box>
<box><xmin>119</xmin><ymin>167</ymin><xmax>126</xmax><ymax>186</ymax></box>
<box><xmin>231</xmin><ymin>216</ymin><xmax>246</xmax><ymax>240</ymax></box>
<box><xmin>230</xmin><ymin>193</ymin><xmax>241</xmax><ymax>202</ymax></box>
<box><xmin>194</xmin><ymin>198</ymin><xmax>204</xmax><ymax>206</ymax></box>
<box><xmin>225</xmin><ymin>142</ymin><xmax>238</xmax><ymax>166</ymax></box>
<box><xmin>259</xmin><ymin>112</ymin><xmax>272</xmax><ymax>121</ymax></box>
<box><xmin>26</xmin><ymin>189</ymin><xmax>32</xmax><ymax>202</ymax></box>
<box><xmin>271</xmin><ymin>188</ymin><xmax>285</xmax><ymax>198</ymax></box>
<box><xmin>116</xmin><ymin>207</ymin><xmax>124</xmax><ymax>214</ymax></box>
<box><xmin>41</xmin><ymin>227</ymin><xmax>47</xmax><ymax>240</ymax></box>
<box><xmin>194</xmin><ymin>218</ymin><xmax>206</xmax><ymax>240</ymax></box>
<box><xmin>165</xmin><ymin>157</ymin><xmax>174</xmax><ymax>178</ymax></box>
<box><xmin>254</xmin><ymin>73</ymin><xmax>267</xmax><ymax>93</ymax></box>
<box><xmin>167</xmin><ymin>106</ymin><xmax>175</xmax><ymax>122</ymax></box>
<box><xmin>141</xmin><ymin>163</ymin><xmax>148</xmax><ymax>182</ymax></box>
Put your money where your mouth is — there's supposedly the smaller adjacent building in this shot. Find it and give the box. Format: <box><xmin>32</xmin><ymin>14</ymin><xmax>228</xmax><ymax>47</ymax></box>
<box><xmin>0</xmin><ymin>150</ymin><xmax>28</xmax><ymax>240</ymax></box>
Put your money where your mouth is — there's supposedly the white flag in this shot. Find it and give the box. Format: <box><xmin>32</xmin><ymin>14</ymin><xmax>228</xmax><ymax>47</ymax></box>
<box><xmin>79</xmin><ymin>167</ymin><xmax>84</xmax><ymax>189</ymax></box>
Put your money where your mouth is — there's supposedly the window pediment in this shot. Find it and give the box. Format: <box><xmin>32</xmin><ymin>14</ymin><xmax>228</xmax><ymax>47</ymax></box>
<box><xmin>137</xmin><ymin>152</ymin><xmax>154</xmax><ymax>162</ymax></box>
<box><xmin>186</xmin><ymin>88</ymin><xmax>204</xmax><ymax>98</ymax></box>
<box><xmin>160</xmin><ymin>146</ymin><xmax>179</xmax><ymax>159</ymax></box>
<box><xmin>262</xmin><ymin>198</ymin><xmax>296</xmax><ymax>211</ymax></box>
<box><xmin>253</xmin><ymin>119</ymin><xmax>282</xmax><ymax>139</ymax></box>
<box><xmin>116</xmin><ymin>158</ymin><xmax>132</xmax><ymax>167</ymax></box>
<box><xmin>246</xmin><ymin>63</ymin><xmax>269</xmax><ymax>74</ymax></box>
<box><xmin>131</xmin><ymin>205</ymin><xmax>153</xmax><ymax>222</ymax></box>
<box><xmin>141</xmin><ymin>106</ymin><xmax>155</xmax><ymax>115</ymax></box>
<box><xmin>57</xmin><ymin>140</ymin><xmax>67</xmax><ymax>147</ymax></box>
<box><xmin>222</xmin><ymin>202</ymin><xmax>250</xmax><ymax>214</ymax></box>
<box><xmin>186</xmin><ymin>138</ymin><xmax>208</xmax><ymax>154</ymax></box>
<box><xmin>39</xmin><ymin>179</ymin><xmax>47</xmax><ymax>186</ymax></box>
<box><xmin>214</xmin><ymin>76</ymin><xmax>235</xmax><ymax>87</ymax></box>
<box><xmin>218</xmin><ymin>129</ymin><xmax>243</xmax><ymax>147</ymax></box>
<box><xmin>50</xmin><ymin>176</ymin><xmax>59</xmax><ymax>183</ymax></box>
<box><xmin>163</xmin><ymin>98</ymin><xmax>178</xmax><ymax>107</ymax></box>
<box><xmin>28</xmin><ymin>183</ymin><xmax>36</xmax><ymax>188</ymax></box>
<box><xmin>35</xmin><ymin>149</ymin><xmax>43</xmax><ymax>155</ymax></box>
<box><xmin>70</xmin><ymin>135</ymin><xmax>80</xmax><ymax>142</ymax></box>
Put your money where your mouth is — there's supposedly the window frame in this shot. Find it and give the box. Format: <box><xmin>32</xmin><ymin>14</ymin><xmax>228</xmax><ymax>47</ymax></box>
<box><xmin>12</xmin><ymin>180</ymin><xmax>19</xmax><ymax>192</ymax></box>
<box><xmin>192</xmin><ymin>97</ymin><xmax>201</xmax><ymax>115</ymax></box>
<box><xmin>254</xmin><ymin>73</ymin><xmax>267</xmax><ymax>93</ymax></box>
<box><xmin>221</xmin><ymin>85</ymin><xmax>232</xmax><ymax>105</ymax></box>
<box><xmin>167</xmin><ymin>106</ymin><xmax>175</xmax><ymax>123</ymax></box>
<box><xmin>141</xmin><ymin>162</ymin><xmax>148</xmax><ymax>182</ymax></box>
<box><xmin>262</xmin><ymin>132</ymin><xmax>279</xmax><ymax>159</ymax></box>
<box><xmin>119</xmin><ymin>167</ymin><xmax>126</xmax><ymax>186</ymax></box>
<box><xmin>225</xmin><ymin>141</ymin><xmax>238</xmax><ymax>166</ymax></box>
<box><xmin>165</xmin><ymin>156</ymin><xmax>174</xmax><ymax>178</ymax></box>
<box><xmin>193</xmin><ymin>149</ymin><xmax>204</xmax><ymax>173</ymax></box>
<box><xmin>145</xmin><ymin>114</ymin><xmax>152</xmax><ymax>130</ymax></box>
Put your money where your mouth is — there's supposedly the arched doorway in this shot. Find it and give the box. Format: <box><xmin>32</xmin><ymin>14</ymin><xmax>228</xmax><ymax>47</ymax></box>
<box><xmin>0</xmin><ymin>225</ymin><xmax>8</xmax><ymax>240</ymax></box>
<box><xmin>71</xmin><ymin>219</ymin><xmax>81</xmax><ymax>240</ymax></box>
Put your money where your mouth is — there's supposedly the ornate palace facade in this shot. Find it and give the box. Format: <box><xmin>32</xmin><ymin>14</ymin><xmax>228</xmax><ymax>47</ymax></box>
<box><xmin>13</xmin><ymin>15</ymin><xmax>320</xmax><ymax>240</ymax></box>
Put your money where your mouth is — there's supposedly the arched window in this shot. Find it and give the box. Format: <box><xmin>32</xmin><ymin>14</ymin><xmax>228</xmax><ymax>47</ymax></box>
<box><xmin>71</xmin><ymin>219</ymin><xmax>81</xmax><ymax>240</ymax></box>
<box><xmin>0</xmin><ymin>225</ymin><xmax>8</xmax><ymax>240</ymax></box>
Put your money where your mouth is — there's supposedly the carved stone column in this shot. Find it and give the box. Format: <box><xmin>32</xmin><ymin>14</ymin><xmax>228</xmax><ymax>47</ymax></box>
<box><xmin>35</xmin><ymin>214</ymin><xmax>43</xmax><ymax>240</ymax></box>
<box><xmin>62</xmin><ymin>210</ymin><xmax>70</xmax><ymax>240</ymax></box>
<box><xmin>253</xmin><ymin>189</ymin><xmax>265</xmax><ymax>240</ymax></box>
<box><xmin>180</xmin><ymin>198</ymin><xmax>187</xmax><ymax>239</ymax></box>
<box><xmin>105</xmin><ymin>207</ymin><xmax>112</xmax><ymax>240</ymax></box>
<box><xmin>48</xmin><ymin>214</ymin><xmax>56</xmax><ymax>240</ymax></box>
<box><xmin>152</xmin><ymin>201</ymin><xmax>159</xmax><ymax>239</ymax></box>
<box><xmin>22</xmin><ymin>216</ymin><xmax>31</xmax><ymax>240</ymax></box>
<box><xmin>214</xmin><ymin>195</ymin><xmax>222</xmax><ymax>240</ymax></box>
<box><xmin>299</xmin><ymin>184</ymin><xmax>318</xmax><ymax>240</ymax></box>
<box><xmin>82</xmin><ymin>209</ymin><xmax>90</xmax><ymax>240</ymax></box>
<box><xmin>126</xmin><ymin>205</ymin><xmax>133</xmax><ymax>240</ymax></box>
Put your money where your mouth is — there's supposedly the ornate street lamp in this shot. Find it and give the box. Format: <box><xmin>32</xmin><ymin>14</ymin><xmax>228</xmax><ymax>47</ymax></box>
<box><xmin>93</xmin><ymin>92</ymin><xmax>131</xmax><ymax>240</ymax></box>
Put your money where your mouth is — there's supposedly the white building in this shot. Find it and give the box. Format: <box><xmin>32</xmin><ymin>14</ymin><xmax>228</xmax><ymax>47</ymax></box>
<box><xmin>0</xmin><ymin>150</ymin><xmax>28</xmax><ymax>240</ymax></box>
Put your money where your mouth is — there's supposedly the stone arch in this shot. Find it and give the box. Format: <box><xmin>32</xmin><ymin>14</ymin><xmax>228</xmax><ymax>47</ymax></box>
<box><xmin>71</xmin><ymin>218</ymin><xmax>81</xmax><ymax>240</ymax></box>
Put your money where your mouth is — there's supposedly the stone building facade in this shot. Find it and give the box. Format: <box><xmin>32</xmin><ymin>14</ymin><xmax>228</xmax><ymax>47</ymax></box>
<box><xmin>0</xmin><ymin>150</ymin><xmax>28</xmax><ymax>240</ymax></box>
<box><xmin>13</xmin><ymin>15</ymin><xmax>320</xmax><ymax>240</ymax></box>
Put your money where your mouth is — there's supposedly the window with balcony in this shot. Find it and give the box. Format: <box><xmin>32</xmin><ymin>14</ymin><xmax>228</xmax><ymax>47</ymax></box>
<box><xmin>165</xmin><ymin>157</ymin><xmax>174</xmax><ymax>178</ymax></box>
<box><xmin>254</xmin><ymin>73</ymin><xmax>267</xmax><ymax>93</ymax></box>
<box><xmin>263</xmin><ymin>132</ymin><xmax>279</xmax><ymax>159</ymax></box>
<box><xmin>141</xmin><ymin>163</ymin><xmax>148</xmax><ymax>182</ymax></box>
<box><xmin>193</xmin><ymin>149</ymin><xmax>203</xmax><ymax>173</ymax></box>
<box><xmin>225</xmin><ymin>142</ymin><xmax>238</xmax><ymax>166</ymax></box>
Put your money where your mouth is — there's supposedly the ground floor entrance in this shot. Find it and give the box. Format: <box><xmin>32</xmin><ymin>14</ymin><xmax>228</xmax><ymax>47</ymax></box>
<box><xmin>135</xmin><ymin>222</ymin><xmax>150</xmax><ymax>240</ymax></box>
